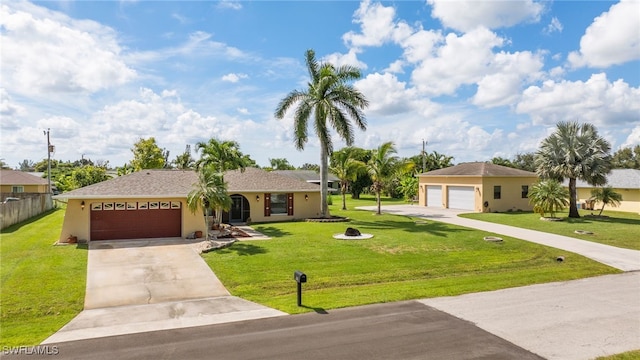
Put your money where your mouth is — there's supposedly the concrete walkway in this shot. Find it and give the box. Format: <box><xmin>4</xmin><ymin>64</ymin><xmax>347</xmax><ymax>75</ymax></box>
<box><xmin>43</xmin><ymin>238</ymin><xmax>286</xmax><ymax>344</ymax></box>
<box><xmin>357</xmin><ymin>205</ymin><xmax>640</xmax><ymax>271</ymax></box>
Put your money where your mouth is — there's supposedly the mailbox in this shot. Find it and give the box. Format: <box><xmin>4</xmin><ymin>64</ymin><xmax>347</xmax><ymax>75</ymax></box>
<box><xmin>294</xmin><ymin>270</ymin><xmax>307</xmax><ymax>283</ymax></box>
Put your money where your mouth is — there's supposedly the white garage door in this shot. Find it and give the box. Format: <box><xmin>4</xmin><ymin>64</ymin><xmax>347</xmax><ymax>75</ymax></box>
<box><xmin>448</xmin><ymin>186</ymin><xmax>475</xmax><ymax>210</ymax></box>
<box><xmin>426</xmin><ymin>185</ymin><xmax>442</xmax><ymax>208</ymax></box>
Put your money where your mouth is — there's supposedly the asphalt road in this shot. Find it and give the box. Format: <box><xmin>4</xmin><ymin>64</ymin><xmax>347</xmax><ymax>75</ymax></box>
<box><xmin>5</xmin><ymin>302</ymin><xmax>542</xmax><ymax>360</ymax></box>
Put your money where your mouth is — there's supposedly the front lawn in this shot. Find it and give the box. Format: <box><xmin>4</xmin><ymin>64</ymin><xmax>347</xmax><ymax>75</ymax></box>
<box><xmin>0</xmin><ymin>207</ymin><xmax>87</xmax><ymax>347</ymax></box>
<box><xmin>203</xmin><ymin>196</ymin><xmax>618</xmax><ymax>314</ymax></box>
<box><xmin>460</xmin><ymin>209</ymin><xmax>640</xmax><ymax>250</ymax></box>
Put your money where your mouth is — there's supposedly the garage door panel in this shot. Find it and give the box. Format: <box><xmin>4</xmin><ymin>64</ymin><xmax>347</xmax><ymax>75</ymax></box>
<box><xmin>426</xmin><ymin>185</ymin><xmax>442</xmax><ymax>208</ymax></box>
<box><xmin>448</xmin><ymin>186</ymin><xmax>474</xmax><ymax>210</ymax></box>
<box><xmin>91</xmin><ymin>208</ymin><xmax>181</xmax><ymax>240</ymax></box>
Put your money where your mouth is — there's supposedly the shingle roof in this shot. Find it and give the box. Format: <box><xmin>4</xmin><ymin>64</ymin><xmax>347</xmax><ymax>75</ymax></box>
<box><xmin>226</xmin><ymin>168</ymin><xmax>321</xmax><ymax>192</ymax></box>
<box><xmin>54</xmin><ymin>167</ymin><xmax>320</xmax><ymax>199</ymax></box>
<box><xmin>54</xmin><ymin>170</ymin><xmax>198</xmax><ymax>199</ymax></box>
<box><xmin>419</xmin><ymin>162</ymin><xmax>537</xmax><ymax>177</ymax></box>
<box><xmin>272</xmin><ymin>170</ymin><xmax>339</xmax><ymax>182</ymax></box>
<box><xmin>0</xmin><ymin>170</ymin><xmax>49</xmax><ymax>185</ymax></box>
<box><xmin>568</xmin><ymin>169</ymin><xmax>640</xmax><ymax>189</ymax></box>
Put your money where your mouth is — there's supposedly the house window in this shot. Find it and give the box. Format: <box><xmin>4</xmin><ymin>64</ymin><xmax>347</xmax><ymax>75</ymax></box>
<box><xmin>522</xmin><ymin>185</ymin><xmax>529</xmax><ymax>198</ymax></box>
<box><xmin>270</xmin><ymin>193</ymin><xmax>288</xmax><ymax>215</ymax></box>
<box><xmin>493</xmin><ymin>185</ymin><xmax>501</xmax><ymax>199</ymax></box>
<box><xmin>12</xmin><ymin>186</ymin><xmax>24</xmax><ymax>193</ymax></box>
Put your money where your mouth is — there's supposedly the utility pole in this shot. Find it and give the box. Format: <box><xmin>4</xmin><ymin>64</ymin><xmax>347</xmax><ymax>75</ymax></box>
<box><xmin>422</xmin><ymin>139</ymin><xmax>427</xmax><ymax>173</ymax></box>
<box><xmin>44</xmin><ymin>129</ymin><xmax>52</xmax><ymax>194</ymax></box>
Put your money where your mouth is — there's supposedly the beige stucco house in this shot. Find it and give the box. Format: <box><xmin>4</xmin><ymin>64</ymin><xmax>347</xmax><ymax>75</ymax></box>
<box><xmin>54</xmin><ymin>168</ymin><xmax>322</xmax><ymax>243</ymax></box>
<box><xmin>0</xmin><ymin>169</ymin><xmax>49</xmax><ymax>197</ymax></box>
<box><xmin>565</xmin><ymin>169</ymin><xmax>640</xmax><ymax>214</ymax></box>
<box><xmin>418</xmin><ymin>162</ymin><xmax>538</xmax><ymax>213</ymax></box>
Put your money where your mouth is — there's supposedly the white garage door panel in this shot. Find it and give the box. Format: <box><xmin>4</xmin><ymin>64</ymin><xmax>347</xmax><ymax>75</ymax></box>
<box><xmin>426</xmin><ymin>185</ymin><xmax>442</xmax><ymax>208</ymax></box>
<box><xmin>448</xmin><ymin>186</ymin><xmax>474</xmax><ymax>210</ymax></box>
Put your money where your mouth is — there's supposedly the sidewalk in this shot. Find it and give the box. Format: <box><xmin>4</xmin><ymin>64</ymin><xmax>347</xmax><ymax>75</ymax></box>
<box><xmin>357</xmin><ymin>205</ymin><xmax>640</xmax><ymax>271</ymax></box>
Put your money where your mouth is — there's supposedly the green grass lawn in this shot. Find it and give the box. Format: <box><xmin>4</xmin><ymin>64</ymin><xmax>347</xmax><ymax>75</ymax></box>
<box><xmin>203</xmin><ymin>195</ymin><xmax>618</xmax><ymax>314</ymax></box>
<box><xmin>597</xmin><ymin>350</ymin><xmax>640</xmax><ymax>360</ymax></box>
<box><xmin>1</xmin><ymin>207</ymin><xmax>87</xmax><ymax>347</ymax></box>
<box><xmin>460</xmin><ymin>209</ymin><xmax>640</xmax><ymax>250</ymax></box>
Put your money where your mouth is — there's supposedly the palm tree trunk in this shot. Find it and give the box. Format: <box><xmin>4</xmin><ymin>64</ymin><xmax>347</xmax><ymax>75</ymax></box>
<box><xmin>341</xmin><ymin>182</ymin><xmax>347</xmax><ymax>210</ymax></box>
<box><xmin>376</xmin><ymin>187</ymin><xmax>381</xmax><ymax>215</ymax></box>
<box><xmin>568</xmin><ymin>177</ymin><xmax>580</xmax><ymax>218</ymax></box>
<box><xmin>598</xmin><ymin>203</ymin><xmax>605</xmax><ymax>216</ymax></box>
<box><xmin>320</xmin><ymin>144</ymin><xmax>329</xmax><ymax>218</ymax></box>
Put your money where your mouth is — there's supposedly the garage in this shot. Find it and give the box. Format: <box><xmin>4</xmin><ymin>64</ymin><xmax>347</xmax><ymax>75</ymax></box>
<box><xmin>426</xmin><ymin>185</ymin><xmax>442</xmax><ymax>208</ymax></box>
<box><xmin>447</xmin><ymin>186</ymin><xmax>475</xmax><ymax>210</ymax></box>
<box><xmin>90</xmin><ymin>201</ymin><xmax>181</xmax><ymax>240</ymax></box>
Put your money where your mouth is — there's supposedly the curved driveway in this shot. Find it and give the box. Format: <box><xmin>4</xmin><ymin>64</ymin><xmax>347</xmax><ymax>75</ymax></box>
<box><xmin>356</xmin><ymin>205</ymin><xmax>640</xmax><ymax>271</ymax></box>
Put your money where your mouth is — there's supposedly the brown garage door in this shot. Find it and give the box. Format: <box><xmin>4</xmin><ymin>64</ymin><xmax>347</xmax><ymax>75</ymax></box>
<box><xmin>90</xmin><ymin>202</ymin><xmax>181</xmax><ymax>240</ymax></box>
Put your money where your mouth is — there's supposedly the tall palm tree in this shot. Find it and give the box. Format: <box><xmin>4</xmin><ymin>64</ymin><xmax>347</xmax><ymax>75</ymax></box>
<box><xmin>275</xmin><ymin>49</ymin><xmax>369</xmax><ymax>218</ymax></box>
<box><xmin>330</xmin><ymin>147</ymin><xmax>366</xmax><ymax>210</ymax></box>
<box><xmin>590</xmin><ymin>186</ymin><xmax>623</xmax><ymax>216</ymax></box>
<box><xmin>367</xmin><ymin>142</ymin><xmax>398</xmax><ymax>215</ymax></box>
<box><xmin>535</xmin><ymin>121</ymin><xmax>611</xmax><ymax>218</ymax></box>
<box><xmin>187</xmin><ymin>168</ymin><xmax>232</xmax><ymax>238</ymax></box>
<box><xmin>528</xmin><ymin>179</ymin><xmax>570</xmax><ymax>218</ymax></box>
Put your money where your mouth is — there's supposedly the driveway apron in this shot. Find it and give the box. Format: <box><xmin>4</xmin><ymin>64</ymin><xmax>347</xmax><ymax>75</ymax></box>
<box><xmin>43</xmin><ymin>238</ymin><xmax>286</xmax><ymax>344</ymax></box>
<box><xmin>84</xmin><ymin>238</ymin><xmax>230</xmax><ymax>309</ymax></box>
<box><xmin>357</xmin><ymin>205</ymin><xmax>640</xmax><ymax>271</ymax></box>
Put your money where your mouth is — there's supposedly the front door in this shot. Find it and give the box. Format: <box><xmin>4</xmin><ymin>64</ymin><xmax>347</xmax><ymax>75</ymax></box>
<box><xmin>231</xmin><ymin>196</ymin><xmax>243</xmax><ymax>222</ymax></box>
<box><xmin>228</xmin><ymin>194</ymin><xmax>250</xmax><ymax>223</ymax></box>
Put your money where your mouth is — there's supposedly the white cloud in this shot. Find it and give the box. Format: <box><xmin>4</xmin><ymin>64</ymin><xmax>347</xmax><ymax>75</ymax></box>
<box><xmin>356</xmin><ymin>72</ymin><xmax>418</xmax><ymax>115</ymax></box>
<box><xmin>568</xmin><ymin>0</ymin><xmax>640</xmax><ymax>68</ymax></box>
<box><xmin>543</xmin><ymin>17</ymin><xmax>563</xmax><ymax>35</ymax></box>
<box><xmin>621</xmin><ymin>126</ymin><xmax>640</xmax><ymax>149</ymax></box>
<box><xmin>237</xmin><ymin>108</ymin><xmax>249</xmax><ymax>115</ymax></box>
<box><xmin>0</xmin><ymin>89</ymin><xmax>26</xmax><ymax>130</ymax></box>
<box><xmin>343</xmin><ymin>0</ymin><xmax>398</xmax><ymax>48</ymax></box>
<box><xmin>516</xmin><ymin>73</ymin><xmax>640</xmax><ymax>127</ymax></box>
<box><xmin>410</xmin><ymin>28</ymin><xmax>504</xmax><ymax>96</ymax></box>
<box><xmin>323</xmin><ymin>48</ymin><xmax>367</xmax><ymax>69</ymax></box>
<box><xmin>0</xmin><ymin>2</ymin><xmax>136</xmax><ymax>96</ymax></box>
<box><xmin>428</xmin><ymin>0</ymin><xmax>544</xmax><ymax>32</ymax></box>
<box><xmin>472</xmin><ymin>51</ymin><xmax>544</xmax><ymax>108</ymax></box>
<box><xmin>216</xmin><ymin>1</ymin><xmax>242</xmax><ymax>10</ymax></box>
<box><xmin>221</xmin><ymin>73</ymin><xmax>249</xmax><ymax>83</ymax></box>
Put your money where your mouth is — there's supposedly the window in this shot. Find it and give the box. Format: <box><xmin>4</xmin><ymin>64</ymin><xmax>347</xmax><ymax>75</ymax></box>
<box><xmin>522</xmin><ymin>185</ymin><xmax>529</xmax><ymax>198</ymax></box>
<box><xmin>493</xmin><ymin>185</ymin><xmax>501</xmax><ymax>199</ymax></box>
<box><xmin>12</xmin><ymin>186</ymin><xmax>24</xmax><ymax>193</ymax></box>
<box><xmin>270</xmin><ymin>193</ymin><xmax>288</xmax><ymax>215</ymax></box>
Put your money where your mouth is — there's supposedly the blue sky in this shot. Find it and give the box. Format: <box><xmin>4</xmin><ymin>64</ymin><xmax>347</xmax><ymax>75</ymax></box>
<box><xmin>1</xmin><ymin>0</ymin><xmax>639</xmax><ymax>169</ymax></box>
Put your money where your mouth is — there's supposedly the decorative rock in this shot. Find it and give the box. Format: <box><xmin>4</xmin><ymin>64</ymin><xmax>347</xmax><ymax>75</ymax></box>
<box><xmin>345</xmin><ymin>227</ymin><xmax>361</xmax><ymax>237</ymax></box>
<box><xmin>574</xmin><ymin>230</ymin><xmax>594</xmax><ymax>235</ymax></box>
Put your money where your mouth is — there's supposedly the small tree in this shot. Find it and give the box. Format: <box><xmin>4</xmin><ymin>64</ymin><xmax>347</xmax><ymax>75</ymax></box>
<box><xmin>589</xmin><ymin>186</ymin><xmax>623</xmax><ymax>216</ymax></box>
<box><xmin>130</xmin><ymin>137</ymin><xmax>167</xmax><ymax>170</ymax></box>
<box><xmin>367</xmin><ymin>142</ymin><xmax>398</xmax><ymax>215</ymax></box>
<box><xmin>187</xmin><ymin>169</ymin><xmax>232</xmax><ymax>238</ymax></box>
<box><xmin>528</xmin><ymin>179</ymin><xmax>570</xmax><ymax>218</ymax></box>
<box><xmin>397</xmin><ymin>175</ymin><xmax>418</xmax><ymax>203</ymax></box>
<box><xmin>330</xmin><ymin>147</ymin><xmax>366</xmax><ymax>210</ymax></box>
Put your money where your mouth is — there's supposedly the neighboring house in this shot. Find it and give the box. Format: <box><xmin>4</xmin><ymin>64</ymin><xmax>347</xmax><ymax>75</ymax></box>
<box><xmin>0</xmin><ymin>169</ymin><xmax>49</xmax><ymax>199</ymax></box>
<box><xmin>272</xmin><ymin>170</ymin><xmax>340</xmax><ymax>193</ymax></box>
<box><xmin>418</xmin><ymin>162</ymin><xmax>537</xmax><ymax>213</ymax></box>
<box><xmin>564</xmin><ymin>169</ymin><xmax>640</xmax><ymax>214</ymax></box>
<box><xmin>53</xmin><ymin>168</ymin><xmax>322</xmax><ymax>243</ymax></box>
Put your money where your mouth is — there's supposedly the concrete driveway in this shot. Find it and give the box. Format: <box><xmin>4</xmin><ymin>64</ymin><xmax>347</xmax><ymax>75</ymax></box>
<box><xmin>43</xmin><ymin>238</ymin><xmax>286</xmax><ymax>344</ymax></box>
<box><xmin>357</xmin><ymin>205</ymin><xmax>640</xmax><ymax>271</ymax></box>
